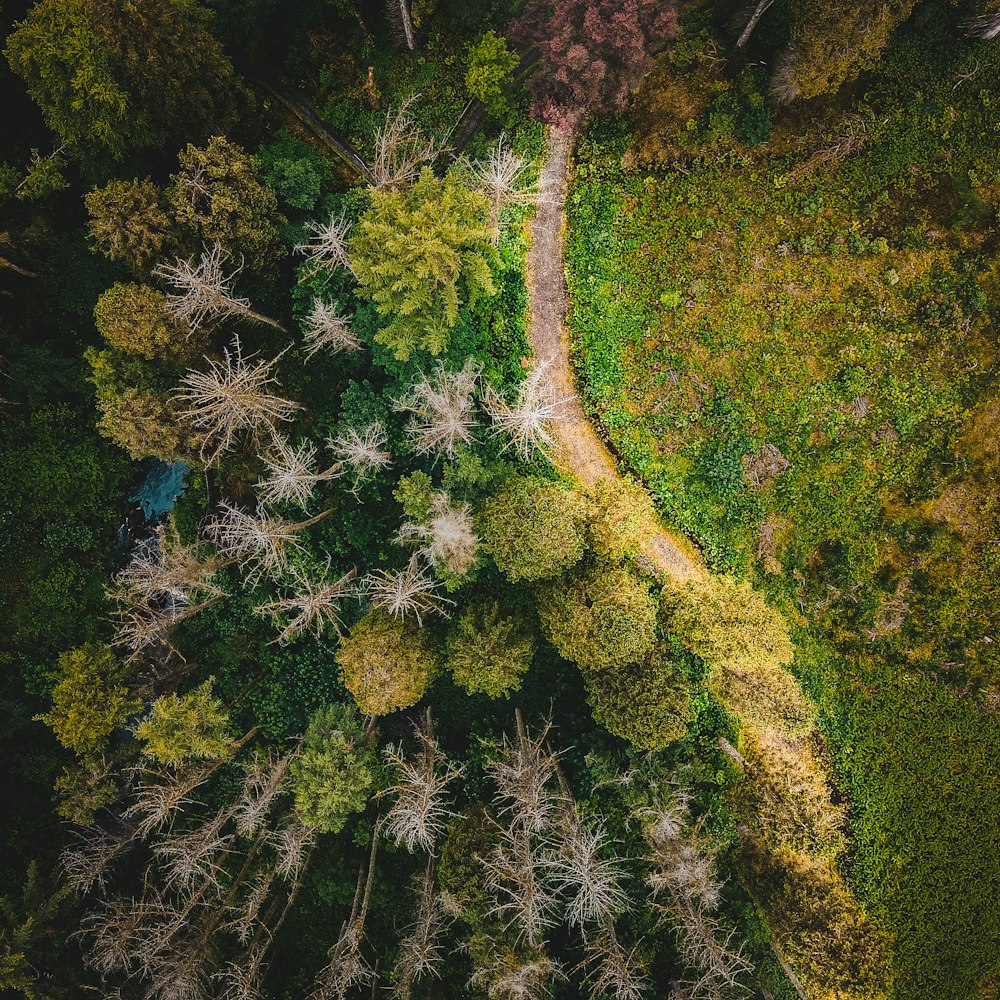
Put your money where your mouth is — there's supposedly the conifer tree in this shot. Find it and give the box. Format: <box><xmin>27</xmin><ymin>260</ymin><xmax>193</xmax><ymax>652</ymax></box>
<box><xmin>336</xmin><ymin>609</ymin><xmax>440</xmax><ymax>716</ymax></box>
<box><xmin>479</xmin><ymin>476</ymin><xmax>585</xmax><ymax>582</ymax></box>
<box><xmin>351</xmin><ymin>169</ymin><xmax>495</xmax><ymax>358</ymax></box>
<box><xmin>136</xmin><ymin>680</ymin><xmax>234</xmax><ymax>766</ymax></box>
<box><xmin>37</xmin><ymin>644</ymin><xmax>139</xmax><ymax>756</ymax></box>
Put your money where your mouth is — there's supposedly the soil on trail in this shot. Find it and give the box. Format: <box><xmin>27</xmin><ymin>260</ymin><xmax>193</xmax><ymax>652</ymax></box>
<box><xmin>525</xmin><ymin>129</ymin><xmax>705</xmax><ymax>583</ymax></box>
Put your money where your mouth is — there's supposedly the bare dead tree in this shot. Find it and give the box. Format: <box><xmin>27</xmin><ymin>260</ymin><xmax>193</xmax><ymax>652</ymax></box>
<box><xmin>124</xmin><ymin>764</ymin><xmax>219</xmax><ymax>840</ymax></box>
<box><xmin>381</xmin><ymin>714</ymin><xmax>462</xmax><ymax>853</ymax></box>
<box><xmin>153</xmin><ymin>801</ymin><xmax>237</xmax><ymax>892</ymax></box>
<box><xmin>371</xmin><ymin>96</ymin><xmax>446</xmax><ymax>190</ymax></box>
<box><xmin>109</xmin><ymin>525</ymin><xmax>228</xmax><ymax>655</ymax></box>
<box><xmin>254</xmin><ymin>565</ymin><xmax>359</xmax><ymax>644</ymax></box>
<box><xmin>327</xmin><ymin>421</ymin><xmax>393</xmax><ymax>489</ymax></box>
<box><xmin>639</xmin><ymin>798</ymin><xmax>751</xmax><ymax>997</ymax></box>
<box><xmin>482</xmin><ymin>361</ymin><xmax>565</xmax><ymax>459</ymax></box>
<box><xmin>545</xmin><ymin>813</ymin><xmax>629</xmax><ymax>933</ymax></box>
<box><xmin>175</xmin><ymin>337</ymin><xmax>300</xmax><ymax>464</ymax></box>
<box><xmin>311</xmin><ymin>821</ymin><xmax>385</xmax><ymax>1000</ymax></box>
<box><xmin>577</xmin><ymin>923</ymin><xmax>650</xmax><ymax>1000</ymax></box>
<box><xmin>396</xmin><ymin>492</ymin><xmax>479</xmax><ymax>580</ymax></box>
<box><xmin>469</xmin><ymin>135</ymin><xmax>533</xmax><ymax>243</ymax></box>
<box><xmin>487</xmin><ymin>716</ymin><xmax>560</xmax><ymax>836</ymax></box>
<box><xmin>736</xmin><ymin>0</ymin><xmax>776</xmax><ymax>46</ymax></box>
<box><xmin>205</xmin><ymin>503</ymin><xmax>331</xmax><ymax>585</ymax></box>
<box><xmin>301</xmin><ymin>299</ymin><xmax>362</xmax><ymax>357</ymax></box>
<box><xmin>363</xmin><ymin>552</ymin><xmax>454</xmax><ymax>624</ymax></box>
<box><xmin>295</xmin><ymin>214</ymin><xmax>357</xmax><ymax>279</ymax></box>
<box><xmin>483</xmin><ymin>825</ymin><xmax>560</xmax><ymax>948</ymax></box>
<box><xmin>269</xmin><ymin>814</ymin><xmax>318</xmax><ymax>881</ymax></box>
<box><xmin>255</xmin><ymin>435</ymin><xmax>338</xmax><ymax>511</ymax></box>
<box><xmin>111</xmin><ymin>594</ymin><xmax>217</xmax><ymax>657</ymax></box>
<box><xmin>155</xmin><ymin>244</ymin><xmax>286</xmax><ymax>332</ymax></box>
<box><xmin>390</xmin><ymin>857</ymin><xmax>451</xmax><ymax>998</ymax></box>
<box><xmin>61</xmin><ymin>825</ymin><xmax>134</xmax><ymax>894</ymax></box>
<box><xmin>111</xmin><ymin>525</ymin><xmax>227</xmax><ymax>609</ymax></box>
<box><xmin>472</xmin><ymin>955</ymin><xmax>561</xmax><ymax>1000</ymax></box>
<box><xmin>968</xmin><ymin>5</ymin><xmax>1000</xmax><ymax>38</ymax></box>
<box><xmin>786</xmin><ymin>112</ymin><xmax>886</xmax><ymax>186</ymax></box>
<box><xmin>394</xmin><ymin>359</ymin><xmax>480</xmax><ymax>458</ymax></box>
<box><xmin>233</xmin><ymin>750</ymin><xmax>293</xmax><ymax>837</ymax></box>
<box><xmin>394</xmin><ymin>0</ymin><xmax>416</xmax><ymax>50</ymax></box>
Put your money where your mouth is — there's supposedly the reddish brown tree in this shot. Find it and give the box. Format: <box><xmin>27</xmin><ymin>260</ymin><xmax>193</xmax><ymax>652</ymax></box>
<box><xmin>513</xmin><ymin>0</ymin><xmax>679</xmax><ymax>126</ymax></box>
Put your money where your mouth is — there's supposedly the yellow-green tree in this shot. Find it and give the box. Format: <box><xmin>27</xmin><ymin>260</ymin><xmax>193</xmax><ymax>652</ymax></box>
<box><xmin>537</xmin><ymin>562</ymin><xmax>657</xmax><ymax>672</ymax></box>
<box><xmin>136</xmin><ymin>680</ymin><xmax>234</xmax><ymax>766</ymax></box>
<box><xmin>351</xmin><ymin>168</ymin><xmax>495</xmax><ymax>359</ymax></box>
<box><xmin>336</xmin><ymin>610</ymin><xmax>440</xmax><ymax>716</ymax></box>
<box><xmin>479</xmin><ymin>476</ymin><xmax>585</xmax><ymax>583</ymax></box>
<box><xmin>94</xmin><ymin>283</ymin><xmax>204</xmax><ymax>363</ymax></box>
<box><xmin>661</xmin><ymin>575</ymin><xmax>794</xmax><ymax>674</ymax></box>
<box><xmin>86</xmin><ymin>178</ymin><xmax>176</xmax><ymax>273</ymax></box>
<box><xmin>5</xmin><ymin>0</ymin><xmax>236</xmax><ymax>159</ymax></box>
<box><xmin>445</xmin><ymin>600</ymin><xmax>536</xmax><ymax>698</ymax></box>
<box><xmin>772</xmin><ymin>0</ymin><xmax>919</xmax><ymax>103</ymax></box>
<box><xmin>583</xmin><ymin>646</ymin><xmax>693</xmax><ymax>750</ymax></box>
<box><xmin>291</xmin><ymin>704</ymin><xmax>379</xmax><ymax>832</ymax></box>
<box><xmin>36</xmin><ymin>644</ymin><xmax>139</xmax><ymax>756</ymax></box>
<box><xmin>167</xmin><ymin>137</ymin><xmax>283</xmax><ymax>271</ymax></box>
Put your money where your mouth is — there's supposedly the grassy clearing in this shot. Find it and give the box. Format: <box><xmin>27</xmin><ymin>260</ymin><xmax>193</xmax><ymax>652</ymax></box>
<box><xmin>566</xmin><ymin>11</ymin><xmax>1000</xmax><ymax>997</ymax></box>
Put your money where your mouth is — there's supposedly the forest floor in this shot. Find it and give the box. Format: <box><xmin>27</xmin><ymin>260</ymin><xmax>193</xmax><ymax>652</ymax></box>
<box><xmin>525</xmin><ymin>128</ymin><xmax>704</xmax><ymax>582</ymax></box>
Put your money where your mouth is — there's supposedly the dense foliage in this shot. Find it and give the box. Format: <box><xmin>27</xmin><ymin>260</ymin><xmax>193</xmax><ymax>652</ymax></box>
<box><xmin>1</xmin><ymin>1</ymin><xmax>995</xmax><ymax>998</ymax></box>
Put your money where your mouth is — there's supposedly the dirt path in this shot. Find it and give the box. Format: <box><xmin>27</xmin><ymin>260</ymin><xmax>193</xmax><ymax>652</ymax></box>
<box><xmin>525</xmin><ymin>129</ymin><xmax>705</xmax><ymax>583</ymax></box>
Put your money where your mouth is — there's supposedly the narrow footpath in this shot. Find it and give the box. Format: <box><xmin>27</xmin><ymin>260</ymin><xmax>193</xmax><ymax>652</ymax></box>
<box><xmin>525</xmin><ymin>129</ymin><xmax>705</xmax><ymax>583</ymax></box>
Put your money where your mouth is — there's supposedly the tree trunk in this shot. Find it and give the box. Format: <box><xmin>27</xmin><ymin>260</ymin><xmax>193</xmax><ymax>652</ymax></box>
<box><xmin>737</xmin><ymin>0</ymin><xmax>776</xmax><ymax>47</ymax></box>
<box><xmin>399</xmin><ymin>0</ymin><xmax>416</xmax><ymax>50</ymax></box>
<box><xmin>717</xmin><ymin>736</ymin><xmax>749</xmax><ymax>770</ymax></box>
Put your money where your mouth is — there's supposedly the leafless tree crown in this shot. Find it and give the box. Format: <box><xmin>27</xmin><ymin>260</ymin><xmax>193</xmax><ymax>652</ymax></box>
<box><xmin>482</xmin><ymin>360</ymin><xmax>565</xmax><ymax>459</ymax></box>
<box><xmin>362</xmin><ymin>552</ymin><xmax>454</xmax><ymax>624</ymax></box>
<box><xmin>295</xmin><ymin>214</ymin><xmax>357</xmax><ymax>279</ymax></box>
<box><xmin>255</xmin><ymin>565</ymin><xmax>359</xmax><ymax>644</ymax></box>
<box><xmin>371</xmin><ymin>96</ymin><xmax>447</xmax><ymax>190</ymax></box>
<box><xmin>155</xmin><ymin>244</ymin><xmax>284</xmax><ymax>332</ymax></box>
<box><xmin>394</xmin><ymin>359</ymin><xmax>481</xmax><ymax>458</ymax></box>
<box><xmin>175</xmin><ymin>336</ymin><xmax>300</xmax><ymax>464</ymax></box>
<box><xmin>300</xmin><ymin>298</ymin><xmax>362</xmax><ymax>357</ymax></box>
<box><xmin>381</xmin><ymin>719</ymin><xmax>462</xmax><ymax>853</ymax></box>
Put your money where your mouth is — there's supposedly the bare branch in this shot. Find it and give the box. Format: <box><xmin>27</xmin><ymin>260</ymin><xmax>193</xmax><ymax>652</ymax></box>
<box><xmin>371</xmin><ymin>97</ymin><xmax>446</xmax><ymax>190</ymax></box>
<box><xmin>396</xmin><ymin>491</ymin><xmax>479</xmax><ymax>580</ymax></box>
<box><xmin>381</xmin><ymin>718</ymin><xmax>462</xmax><ymax>853</ymax></box>
<box><xmin>175</xmin><ymin>336</ymin><xmax>300</xmax><ymax>464</ymax></box>
<box><xmin>394</xmin><ymin>359</ymin><xmax>480</xmax><ymax>458</ymax></box>
<box><xmin>468</xmin><ymin>134</ymin><xmax>533</xmax><ymax>243</ymax></box>
<box><xmin>362</xmin><ymin>552</ymin><xmax>454</xmax><ymax>624</ymax></box>
<box><xmin>155</xmin><ymin>244</ymin><xmax>285</xmax><ymax>332</ymax></box>
<box><xmin>255</xmin><ymin>565</ymin><xmax>359</xmax><ymax>644</ymax></box>
<box><xmin>326</xmin><ymin>421</ymin><xmax>393</xmax><ymax>488</ymax></box>
<box><xmin>295</xmin><ymin>213</ymin><xmax>357</xmax><ymax>279</ymax></box>
<box><xmin>255</xmin><ymin>435</ymin><xmax>338</xmax><ymax>511</ymax></box>
<box><xmin>482</xmin><ymin>360</ymin><xmax>566</xmax><ymax>459</ymax></box>
<box><xmin>206</xmin><ymin>503</ymin><xmax>329</xmax><ymax>585</ymax></box>
<box><xmin>301</xmin><ymin>298</ymin><xmax>362</xmax><ymax>357</ymax></box>
<box><xmin>545</xmin><ymin>813</ymin><xmax>630</xmax><ymax>932</ymax></box>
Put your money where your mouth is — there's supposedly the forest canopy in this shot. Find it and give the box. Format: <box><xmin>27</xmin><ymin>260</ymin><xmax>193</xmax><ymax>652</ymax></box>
<box><xmin>1</xmin><ymin>2</ymin><xmax>998</xmax><ymax>1000</ymax></box>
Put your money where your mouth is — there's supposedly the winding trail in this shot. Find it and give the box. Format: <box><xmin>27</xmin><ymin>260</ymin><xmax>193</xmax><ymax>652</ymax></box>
<box><xmin>526</xmin><ymin>130</ymin><xmax>705</xmax><ymax>583</ymax></box>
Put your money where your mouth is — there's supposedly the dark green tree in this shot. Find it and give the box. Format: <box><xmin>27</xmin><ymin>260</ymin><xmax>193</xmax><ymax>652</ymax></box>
<box><xmin>583</xmin><ymin>647</ymin><xmax>692</xmax><ymax>750</ymax></box>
